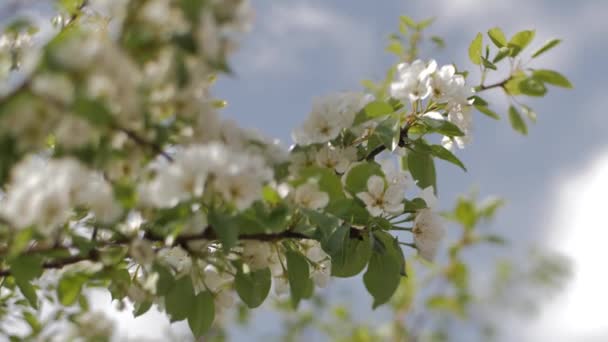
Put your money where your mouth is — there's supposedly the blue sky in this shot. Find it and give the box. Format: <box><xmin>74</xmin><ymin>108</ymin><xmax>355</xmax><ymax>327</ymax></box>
<box><xmin>212</xmin><ymin>1</ymin><xmax>608</xmax><ymax>340</ymax></box>
<box><xmin>2</xmin><ymin>0</ymin><xmax>608</xmax><ymax>341</ymax></box>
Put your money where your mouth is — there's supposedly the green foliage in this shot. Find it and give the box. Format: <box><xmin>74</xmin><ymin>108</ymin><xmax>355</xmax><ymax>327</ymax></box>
<box><xmin>508</xmin><ymin>105</ymin><xmax>528</xmax><ymax>135</ymax></box>
<box><xmin>322</xmin><ymin>226</ymin><xmax>372</xmax><ymax>278</ymax></box>
<box><xmin>286</xmin><ymin>250</ymin><xmax>313</xmax><ymax>308</ymax></box>
<box><xmin>188</xmin><ymin>292</ymin><xmax>215</xmax><ymax>338</ymax></box>
<box><xmin>364</xmin><ymin>232</ymin><xmax>404</xmax><ymax>308</ymax></box>
<box><xmin>235</xmin><ymin>265</ymin><xmax>272</xmax><ymax>308</ymax></box>
<box><xmin>532</xmin><ymin>39</ymin><xmax>561</xmax><ymax>58</ymax></box>
<box><xmin>469</xmin><ymin>33</ymin><xmax>483</xmax><ymax>65</ymax></box>
<box><xmin>406</xmin><ymin>148</ymin><xmax>437</xmax><ymax>191</ymax></box>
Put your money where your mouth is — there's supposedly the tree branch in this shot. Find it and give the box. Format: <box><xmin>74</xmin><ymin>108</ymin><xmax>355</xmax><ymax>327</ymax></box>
<box><xmin>476</xmin><ymin>76</ymin><xmax>512</xmax><ymax>92</ymax></box>
<box><xmin>0</xmin><ymin>227</ymin><xmax>320</xmax><ymax>276</ymax></box>
<box><xmin>113</xmin><ymin>125</ymin><xmax>174</xmax><ymax>162</ymax></box>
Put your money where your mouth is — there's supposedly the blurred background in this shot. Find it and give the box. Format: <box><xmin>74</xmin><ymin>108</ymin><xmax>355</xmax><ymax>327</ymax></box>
<box><xmin>2</xmin><ymin>0</ymin><xmax>607</xmax><ymax>341</ymax></box>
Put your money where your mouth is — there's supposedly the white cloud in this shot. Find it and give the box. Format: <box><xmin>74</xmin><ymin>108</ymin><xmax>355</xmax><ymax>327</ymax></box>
<box><xmin>243</xmin><ymin>2</ymin><xmax>375</xmax><ymax>78</ymax></box>
<box><xmin>522</xmin><ymin>151</ymin><xmax>608</xmax><ymax>341</ymax></box>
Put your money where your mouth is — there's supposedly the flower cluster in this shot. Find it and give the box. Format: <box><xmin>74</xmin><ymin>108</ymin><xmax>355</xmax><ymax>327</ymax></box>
<box><xmin>391</xmin><ymin>59</ymin><xmax>474</xmax><ymax>149</ymax></box>
<box><xmin>0</xmin><ymin>156</ymin><xmax>121</xmax><ymax>236</ymax></box>
<box><xmin>140</xmin><ymin>143</ymin><xmax>273</xmax><ymax>210</ymax></box>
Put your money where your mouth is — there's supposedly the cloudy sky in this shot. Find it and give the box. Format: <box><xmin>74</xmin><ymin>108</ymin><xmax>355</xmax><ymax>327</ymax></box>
<box><xmin>214</xmin><ymin>2</ymin><xmax>608</xmax><ymax>340</ymax></box>
<box><xmin>2</xmin><ymin>0</ymin><xmax>608</xmax><ymax>341</ymax></box>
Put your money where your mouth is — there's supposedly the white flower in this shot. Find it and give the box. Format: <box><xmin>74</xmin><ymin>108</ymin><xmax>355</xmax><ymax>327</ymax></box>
<box><xmin>356</xmin><ymin>175</ymin><xmax>404</xmax><ymax>217</ymax></box>
<box><xmin>311</xmin><ymin>259</ymin><xmax>331</xmax><ymax>288</ymax></box>
<box><xmin>242</xmin><ymin>241</ymin><xmax>275</xmax><ymax>270</ymax></box>
<box><xmin>214</xmin><ymin>289</ymin><xmax>234</xmax><ymax>311</ymax></box>
<box><xmin>158</xmin><ymin>247</ymin><xmax>192</xmax><ymax>275</ymax></box>
<box><xmin>140</xmin><ymin>143</ymin><xmax>272</xmax><ymax>210</ymax></box>
<box><xmin>292</xmin><ymin>93</ymin><xmax>368</xmax><ymax>146</ymax></box>
<box><xmin>214</xmin><ymin>173</ymin><xmax>262</xmax><ymax>210</ymax></box>
<box><xmin>288</xmin><ymin>149</ymin><xmax>317</xmax><ymax>174</ymax></box>
<box><xmin>413</xmin><ymin>209</ymin><xmax>444</xmax><ymax>262</ymax></box>
<box><xmin>390</xmin><ymin>60</ymin><xmax>437</xmax><ymax>102</ymax></box>
<box><xmin>203</xmin><ymin>265</ymin><xmax>234</xmax><ymax>293</ymax></box>
<box><xmin>379</xmin><ymin>158</ymin><xmax>414</xmax><ymax>189</ymax></box>
<box><xmin>442</xmin><ymin>106</ymin><xmax>473</xmax><ymax>150</ymax></box>
<box><xmin>31</xmin><ymin>73</ymin><xmax>74</xmax><ymax>105</ymax></box>
<box><xmin>0</xmin><ymin>156</ymin><xmax>120</xmax><ymax>235</ymax></box>
<box><xmin>315</xmin><ymin>145</ymin><xmax>357</xmax><ymax>173</ymax></box>
<box><xmin>130</xmin><ymin>239</ymin><xmax>155</xmax><ymax>266</ymax></box>
<box><xmin>273</xmin><ymin>274</ymin><xmax>289</xmax><ymax>296</ymax></box>
<box><xmin>294</xmin><ymin>182</ymin><xmax>329</xmax><ymax>210</ymax></box>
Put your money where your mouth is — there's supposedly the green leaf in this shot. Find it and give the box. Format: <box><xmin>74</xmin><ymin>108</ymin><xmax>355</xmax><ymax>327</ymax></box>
<box><xmin>322</xmin><ymin>226</ymin><xmax>372</xmax><ymax>278</ymax></box>
<box><xmin>298</xmin><ymin>167</ymin><xmax>345</xmax><ymax>202</ymax></box>
<box><xmin>532</xmin><ymin>69</ymin><xmax>573</xmax><ymax>88</ymax></box>
<box><xmin>431</xmin><ymin>36</ymin><xmax>445</xmax><ymax>48</ymax></box>
<box><xmin>10</xmin><ymin>255</ymin><xmax>43</xmax><ymax>282</ymax></box>
<box><xmin>23</xmin><ymin>311</ymin><xmax>41</xmax><ymax>334</ymax></box>
<box><xmin>481</xmin><ymin>57</ymin><xmax>497</xmax><ymax>70</ymax></box>
<box><xmin>429</xmin><ymin>145</ymin><xmax>467</xmax><ymax>171</ymax></box>
<box><xmin>531</xmin><ymin>39</ymin><xmax>561</xmax><ymax>58</ymax></box>
<box><xmin>57</xmin><ymin>0</ymin><xmax>85</xmax><ymax>14</ymax></box>
<box><xmin>508</xmin><ymin>30</ymin><xmax>535</xmax><ymax>57</ymax></box>
<box><xmin>343</xmin><ymin>162</ymin><xmax>383</xmax><ymax>195</ymax></box>
<box><xmin>286</xmin><ymin>250</ymin><xmax>313</xmax><ymax>308</ymax></box>
<box><xmin>474</xmin><ymin>104</ymin><xmax>500</xmax><ymax>120</ymax></box>
<box><xmin>493</xmin><ymin>47</ymin><xmax>511</xmax><ymax>63</ymax></box>
<box><xmin>519</xmin><ymin>77</ymin><xmax>547</xmax><ymax>97</ymax></box>
<box><xmin>57</xmin><ymin>274</ymin><xmax>87</xmax><ymax>306</ymax></box>
<box><xmin>354</xmin><ymin>101</ymin><xmax>394</xmax><ymax>125</ymax></box>
<box><xmin>325</xmin><ymin>198</ymin><xmax>372</xmax><ymax>226</ymax></box>
<box><xmin>386</xmin><ymin>39</ymin><xmax>405</xmax><ymax>57</ymax></box>
<box><xmin>235</xmin><ymin>266</ymin><xmax>271</xmax><ymax>308</ymax></box>
<box><xmin>400</xmin><ymin>15</ymin><xmax>417</xmax><ymax>29</ymax></box>
<box><xmin>153</xmin><ymin>263</ymin><xmax>174</xmax><ymax>296</ymax></box>
<box><xmin>165</xmin><ymin>276</ymin><xmax>195</xmax><ymax>322</ymax></box>
<box><xmin>363</xmin><ymin>232</ymin><xmax>404</xmax><ymax>308</ymax></box>
<box><xmin>373</xmin><ymin>117</ymin><xmax>400</xmax><ymax>151</ymax></box>
<box><xmin>72</xmin><ymin>97</ymin><xmax>114</xmax><ymax>126</ymax></box>
<box><xmin>421</xmin><ymin>117</ymin><xmax>465</xmax><ymax>137</ymax></box>
<box><xmin>188</xmin><ymin>291</ymin><xmax>215</xmax><ymax>338</ymax></box>
<box><xmin>454</xmin><ymin>198</ymin><xmax>477</xmax><ymax>230</ymax></box>
<box><xmin>487</xmin><ymin>27</ymin><xmax>507</xmax><ymax>47</ymax></box>
<box><xmin>416</xmin><ymin>17</ymin><xmax>435</xmax><ymax>30</ymax></box>
<box><xmin>407</xmin><ymin>149</ymin><xmax>436</xmax><ymax>191</ymax></box>
<box><xmin>208</xmin><ymin>211</ymin><xmax>239</xmax><ymax>252</ymax></box>
<box><xmin>508</xmin><ymin>106</ymin><xmax>527</xmax><ymax>135</ymax></box>
<box><xmin>133</xmin><ymin>300</ymin><xmax>153</xmax><ymax>317</ymax></box>
<box><xmin>16</xmin><ymin>279</ymin><xmax>38</xmax><ymax>309</ymax></box>
<box><xmin>468</xmin><ymin>33</ymin><xmax>483</xmax><ymax>65</ymax></box>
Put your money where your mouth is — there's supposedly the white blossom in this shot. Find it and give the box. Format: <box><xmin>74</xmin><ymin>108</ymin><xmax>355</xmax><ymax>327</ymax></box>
<box><xmin>390</xmin><ymin>60</ymin><xmax>437</xmax><ymax>102</ymax></box>
<box><xmin>315</xmin><ymin>145</ymin><xmax>357</xmax><ymax>173</ymax></box>
<box><xmin>158</xmin><ymin>247</ymin><xmax>192</xmax><ymax>275</ymax></box>
<box><xmin>241</xmin><ymin>241</ymin><xmax>276</xmax><ymax>271</ymax></box>
<box><xmin>294</xmin><ymin>182</ymin><xmax>329</xmax><ymax>210</ymax></box>
<box><xmin>292</xmin><ymin>93</ymin><xmax>369</xmax><ymax>145</ymax></box>
<box><xmin>413</xmin><ymin>208</ymin><xmax>445</xmax><ymax>262</ymax></box>
<box><xmin>0</xmin><ymin>157</ymin><xmax>120</xmax><ymax>235</ymax></box>
<box><xmin>356</xmin><ymin>175</ymin><xmax>404</xmax><ymax>217</ymax></box>
<box><xmin>379</xmin><ymin>158</ymin><xmax>414</xmax><ymax>189</ymax></box>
